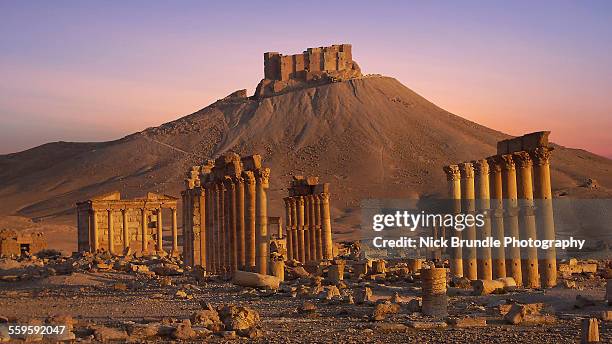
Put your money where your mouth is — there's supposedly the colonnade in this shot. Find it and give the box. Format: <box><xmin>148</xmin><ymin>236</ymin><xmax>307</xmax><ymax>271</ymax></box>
<box><xmin>182</xmin><ymin>153</ymin><xmax>271</xmax><ymax>275</ymax></box>
<box><xmin>283</xmin><ymin>176</ymin><xmax>334</xmax><ymax>263</ymax></box>
<box><xmin>442</xmin><ymin>131</ymin><xmax>557</xmax><ymax>288</ymax></box>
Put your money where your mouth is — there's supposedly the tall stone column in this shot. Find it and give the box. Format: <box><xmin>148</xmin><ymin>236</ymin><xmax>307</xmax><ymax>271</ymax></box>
<box><xmin>308</xmin><ymin>195</ymin><xmax>317</xmax><ymax>261</ymax></box>
<box><xmin>156</xmin><ymin>208</ymin><xmax>163</xmax><ymax>252</ymax></box>
<box><xmin>531</xmin><ymin>147</ymin><xmax>557</xmax><ymax>288</ymax></box>
<box><xmin>205</xmin><ymin>185</ymin><xmax>215</xmax><ymax>273</ymax></box>
<box><xmin>243</xmin><ymin>171</ymin><xmax>256</xmax><ymax>271</ymax></box>
<box><xmin>459</xmin><ymin>162</ymin><xmax>477</xmax><ymax>280</ymax></box>
<box><xmin>304</xmin><ymin>195</ymin><xmax>311</xmax><ymax>262</ymax></box>
<box><xmin>443</xmin><ymin>165</ymin><xmax>463</xmax><ymax>277</ymax></box>
<box><xmin>513</xmin><ymin>151</ymin><xmax>539</xmax><ymax>288</ymax></box>
<box><xmin>296</xmin><ymin>196</ymin><xmax>306</xmax><ymax>262</ymax></box>
<box><xmin>220</xmin><ymin>181</ymin><xmax>229</xmax><ymax>275</ymax></box>
<box><xmin>473</xmin><ymin>159</ymin><xmax>493</xmax><ymax>280</ymax></box>
<box><xmin>225</xmin><ymin>177</ymin><xmax>237</xmax><ymax>272</ymax></box>
<box><xmin>198</xmin><ymin>191</ymin><xmax>207</xmax><ymax>268</ymax></box>
<box><xmin>320</xmin><ymin>193</ymin><xmax>334</xmax><ymax>261</ymax></box>
<box><xmin>290</xmin><ymin>198</ymin><xmax>299</xmax><ymax>262</ymax></box>
<box><xmin>91</xmin><ymin>209</ymin><xmax>99</xmax><ymax>252</ymax></box>
<box><xmin>487</xmin><ymin>156</ymin><xmax>506</xmax><ymax>278</ymax></box>
<box><xmin>213</xmin><ymin>183</ymin><xmax>222</xmax><ymax>274</ymax></box>
<box><xmin>235</xmin><ymin>176</ymin><xmax>246</xmax><ymax>270</ymax></box>
<box><xmin>122</xmin><ymin>209</ymin><xmax>129</xmax><ymax>252</ymax></box>
<box><xmin>283</xmin><ymin>198</ymin><xmax>293</xmax><ymax>261</ymax></box>
<box><xmin>255</xmin><ymin>168</ymin><xmax>270</xmax><ymax>275</ymax></box>
<box><xmin>141</xmin><ymin>208</ymin><xmax>148</xmax><ymax>253</ymax></box>
<box><xmin>107</xmin><ymin>209</ymin><xmax>115</xmax><ymax>255</ymax></box>
<box><xmin>314</xmin><ymin>195</ymin><xmax>323</xmax><ymax>261</ymax></box>
<box><xmin>171</xmin><ymin>207</ymin><xmax>178</xmax><ymax>256</ymax></box>
<box><xmin>501</xmin><ymin>154</ymin><xmax>522</xmax><ymax>286</ymax></box>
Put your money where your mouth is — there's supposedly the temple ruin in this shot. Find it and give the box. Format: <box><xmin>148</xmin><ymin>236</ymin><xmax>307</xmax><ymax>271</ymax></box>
<box><xmin>283</xmin><ymin>176</ymin><xmax>334</xmax><ymax>264</ymax></box>
<box><xmin>255</xmin><ymin>44</ymin><xmax>362</xmax><ymax>97</ymax></box>
<box><xmin>76</xmin><ymin>192</ymin><xmax>179</xmax><ymax>255</ymax></box>
<box><xmin>0</xmin><ymin>229</ymin><xmax>46</xmax><ymax>257</ymax></box>
<box><xmin>443</xmin><ymin>131</ymin><xmax>557</xmax><ymax>288</ymax></box>
<box><xmin>182</xmin><ymin>153</ymin><xmax>271</xmax><ymax>275</ymax></box>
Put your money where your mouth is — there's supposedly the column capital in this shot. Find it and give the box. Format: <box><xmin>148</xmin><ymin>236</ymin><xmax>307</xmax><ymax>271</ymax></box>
<box><xmin>283</xmin><ymin>197</ymin><xmax>292</xmax><ymax>206</ymax></box>
<box><xmin>319</xmin><ymin>192</ymin><xmax>330</xmax><ymax>203</ymax></box>
<box><xmin>223</xmin><ymin>176</ymin><xmax>235</xmax><ymax>189</ymax></box>
<box><xmin>471</xmin><ymin>159</ymin><xmax>489</xmax><ymax>175</ymax></box>
<box><xmin>443</xmin><ymin>164</ymin><xmax>461</xmax><ymax>181</ymax></box>
<box><xmin>485</xmin><ymin>156</ymin><xmax>503</xmax><ymax>173</ymax></box>
<box><xmin>499</xmin><ymin>154</ymin><xmax>516</xmax><ymax>171</ymax></box>
<box><xmin>296</xmin><ymin>195</ymin><xmax>304</xmax><ymax>206</ymax></box>
<box><xmin>242</xmin><ymin>170</ymin><xmax>256</xmax><ymax>185</ymax></box>
<box><xmin>232</xmin><ymin>175</ymin><xmax>244</xmax><ymax>185</ymax></box>
<box><xmin>458</xmin><ymin>162</ymin><xmax>474</xmax><ymax>179</ymax></box>
<box><xmin>313</xmin><ymin>194</ymin><xmax>321</xmax><ymax>205</ymax></box>
<box><xmin>255</xmin><ymin>168</ymin><xmax>270</xmax><ymax>187</ymax></box>
<box><xmin>512</xmin><ymin>151</ymin><xmax>533</xmax><ymax>168</ymax></box>
<box><xmin>529</xmin><ymin>147</ymin><xmax>554</xmax><ymax>166</ymax></box>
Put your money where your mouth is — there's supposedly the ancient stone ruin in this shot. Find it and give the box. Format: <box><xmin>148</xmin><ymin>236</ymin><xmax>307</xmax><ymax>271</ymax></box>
<box><xmin>442</xmin><ymin>131</ymin><xmax>557</xmax><ymax>288</ymax></box>
<box><xmin>0</xmin><ymin>229</ymin><xmax>46</xmax><ymax>257</ymax></box>
<box><xmin>76</xmin><ymin>192</ymin><xmax>179</xmax><ymax>255</ymax></box>
<box><xmin>182</xmin><ymin>153</ymin><xmax>271</xmax><ymax>275</ymax></box>
<box><xmin>255</xmin><ymin>44</ymin><xmax>362</xmax><ymax>97</ymax></box>
<box><xmin>283</xmin><ymin>176</ymin><xmax>334</xmax><ymax>264</ymax></box>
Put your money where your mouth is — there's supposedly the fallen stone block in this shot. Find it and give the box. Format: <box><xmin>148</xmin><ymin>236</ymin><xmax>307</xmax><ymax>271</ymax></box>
<box><xmin>371</xmin><ymin>302</ymin><xmax>400</xmax><ymax>321</ymax></box>
<box><xmin>447</xmin><ymin>316</ymin><xmax>487</xmax><ymax>327</ymax></box>
<box><xmin>218</xmin><ymin>305</ymin><xmax>260</xmax><ymax>337</ymax></box>
<box><xmin>232</xmin><ymin>270</ymin><xmax>280</xmax><ymax>290</ymax></box>
<box><xmin>93</xmin><ymin>325</ymin><xmax>128</xmax><ymax>341</ymax></box>
<box><xmin>406</xmin><ymin>321</ymin><xmax>448</xmax><ymax>329</ymax></box>
<box><xmin>471</xmin><ymin>279</ymin><xmax>506</xmax><ymax>295</ymax></box>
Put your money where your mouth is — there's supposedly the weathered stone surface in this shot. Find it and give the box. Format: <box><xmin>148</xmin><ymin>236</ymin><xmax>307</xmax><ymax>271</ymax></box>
<box><xmin>218</xmin><ymin>305</ymin><xmax>260</xmax><ymax>336</ymax></box>
<box><xmin>406</xmin><ymin>321</ymin><xmax>448</xmax><ymax>329</ymax></box>
<box><xmin>232</xmin><ymin>270</ymin><xmax>280</xmax><ymax>289</ymax></box>
<box><xmin>447</xmin><ymin>317</ymin><xmax>487</xmax><ymax>327</ymax></box>
<box><xmin>191</xmin><ymin>305</ymin><xmax>223</xmax><ymax>331</ymax></box>
<box><xmin>371</xmin><ymin>302</ymin><xmax>400</xmax><ymax>321</ymax></box>
<box><xmin>355</xmin><ymin>286</ymin><xmax>373</xmax><ymax>304</ymax></box>
<box><xmin>93</xmin><ymin>325</ymin><xmax>128</xmax><ymax>341</ymax></box>
<box><xmin>172</xmin><ymin>320</ymin><xmax>196</xmax><ymax>340</ymax></box>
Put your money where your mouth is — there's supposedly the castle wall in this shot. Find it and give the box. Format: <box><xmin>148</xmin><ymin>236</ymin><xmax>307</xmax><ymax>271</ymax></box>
<box><xmin>263</xmin><ymin>44</ymin><xmax>354</xmax><ymax>82</ymax></box>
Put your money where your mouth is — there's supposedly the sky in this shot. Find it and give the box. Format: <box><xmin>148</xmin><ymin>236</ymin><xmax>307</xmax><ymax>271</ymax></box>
<box><xmin>1</xmin><ymin>1</ymin><xmax>611</xmax><ymax>157</ymax></box>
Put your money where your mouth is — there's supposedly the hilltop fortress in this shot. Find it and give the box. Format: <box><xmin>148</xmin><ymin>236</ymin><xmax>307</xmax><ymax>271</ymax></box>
<box><xmin>254</xmin><ymin>44</ymin><xmax>362</xmax><ymax>97</ymax></box>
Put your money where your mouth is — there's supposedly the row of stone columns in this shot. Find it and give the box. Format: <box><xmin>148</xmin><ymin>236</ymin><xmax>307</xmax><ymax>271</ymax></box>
<box><xmin>182</xmin><ymin>153</ymin><xmax>272</xmax><ymax>276</ymax></box>
<box><xmin>442</xmin><ymin>132</ymin><xmax>557</xmax><ymax>288</ymax></box>
<box><xmin>88</xmin><ymin>207</ymin><xmax>177</xmax><ymax>255</ymax></box>
<box><xmin>283</xmin><ymin>177</ymin><xmax>334</xmax><ymax>264</ymax></box>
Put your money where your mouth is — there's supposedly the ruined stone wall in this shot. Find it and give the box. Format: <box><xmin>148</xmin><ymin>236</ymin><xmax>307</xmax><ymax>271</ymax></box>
<box><xmin>264</xmin><ymin>44</ymin><xmax>354</xmax><ymax>81</ymax></box>
<box><xmin>0</xmin><ymin>230</ymin><xmax>46</xmax><ymax>256</ymax></box>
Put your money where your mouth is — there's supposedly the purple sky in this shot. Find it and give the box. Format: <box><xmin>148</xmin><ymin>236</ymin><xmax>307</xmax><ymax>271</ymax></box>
<box><xmin>1</xmin><ymin>1</ymin><xmax>611</xmax><ymax>157</ymax></box>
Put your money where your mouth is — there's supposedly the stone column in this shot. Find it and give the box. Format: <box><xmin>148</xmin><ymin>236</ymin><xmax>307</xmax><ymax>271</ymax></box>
<box><xmin>205</xmin><ymin>184</ymin><xmax>215</xmax><ymax>273</ymax></box>
<box><xmin>107</xmin><ymin>209</ymin><xmax>115</xmax><ymax>255</ymax></box>
<box><xmin>320</xmin><ymin>193</ymin><xmax>334</xmax><ymax>261</ymax></box>
<box><xmin>473</xmin><ymin>159</ymin><xmax>493</xmax><ymax>280</ymax></box>
<box><xmin>314</xmin><ymin>194</ymin><xmax>323</xmax><ymax>261</ymax></box>
<box><xmin>459</xmin><ymin>162</ymin><xmax>477</xmax><ymax>280</ymax></box>
<box><xmin>487</xmin><ymin>156</ymin><xmax>506</xmax><ymax>279</ymax></box>
<box><xmin>421</xmin><ymin>268</ymin><xmax>448</xmax><ymax>317</ymax></box>
<box><xmin>214</xmin><ymin>183</ymin><xmax>222</xmax><ymax>274</ymax></box>
<box><xmin>171</xmin><ymin>207</ymin><xmax>178</xmax><ymax>256</ymax></box>
<box><xmin>220</xmin><ymin>181</ymin><xmax>229</xmax><ymax>275</ymax></box>
<box><xmin>225</xmin><ymin>177</ymin><xmax>237</xmax><ymax>272</ymax></box>
<box><xmin>514</xmin><ymin>151</ymin><xmax>540</xmax><ymax>288</ymax></box>
<box><xmin>308</xmin><ymin>195</ymin><xmax>317</xmax><ymax>261</ymax></box>
<box><xmin>91</xmin><ymin>209</ymin><xmax>99</xmax><ymax>252</ymax></box>
<box><xmin>501</xmin><ymin>154</ymin><xmax>522</xmax><ymax>286</ymax></box>
<box><xmin>443</xmin><ymin>165</ymin><xmax>463</xmax><ymax>277</ymax></box>
<box><xmin>235</xmin><ymin>176</ymin><xmax>246</xmax><ymax>270</ymax></box>
<box><xmin>141</xmin><ymin>208</ymin><xmax>148</xmax><ymax>253</ymax></box>
<box><xmin>296</xmin><ymin>196</ymin><xmax>306</xmax><ymax>262</ymax></box>
<box><xmin>198</xmin><ymin>191</ymin><xmax>207</xmax><ymax>268</ymax></box>
<box><xmin>283</xmin><ymin>197</ymin><xmax>293</xmax><ymax>261</ymax></box>
<box><xmin>290</xmin><ymin>198</ymin><xmax>299</xmax><ymax>262</ymax></box>
<box><xmin>243</xmin><ymin>171</ymin><xmax>256</xmax><ymax>270</ymax></box>
<box><xmin>156</xmin><ymin>208</ymin><xmax>163</xmax><ymax>253</ymax></box>
<box><xmin>303</xmin><ymin>195</ymin><xmax>311</xmax><ymax>262</ymax></box>
<box><xmin>122</xmin><ymin>209</ymin><xmax>129</xmax><ymax>252</ymax></box>
<box><xmin>531</xmin><ymin>147</ymin><xmax>557</xmax><ymax>288</ymax></box>
<box><xmin>255</xmin><ymin>168</ymin><xmax>270</xmax><ymax>275</ymax></box>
